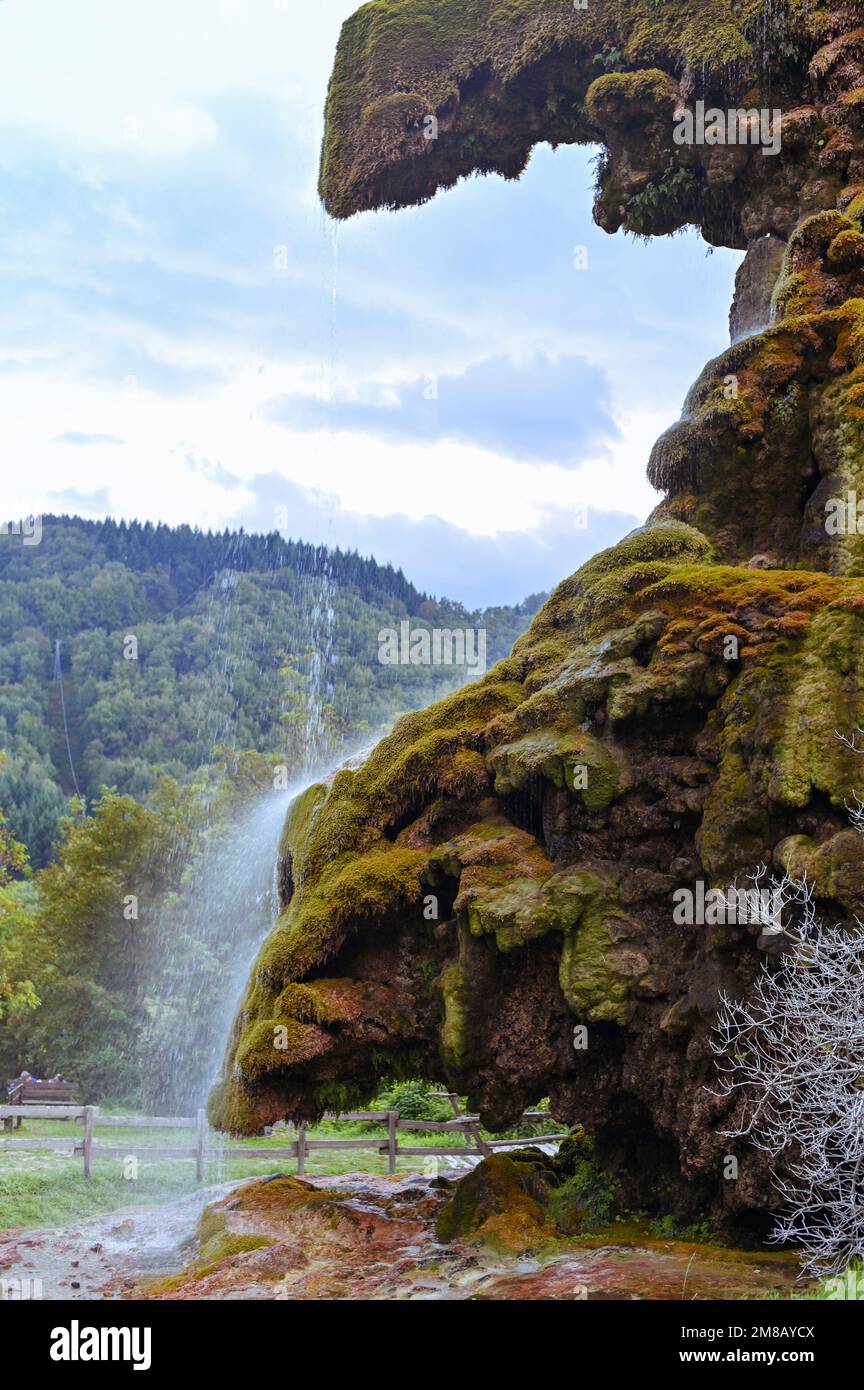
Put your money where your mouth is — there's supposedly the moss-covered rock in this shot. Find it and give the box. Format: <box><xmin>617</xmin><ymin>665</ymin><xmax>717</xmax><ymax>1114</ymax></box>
<box><xmin>557</xmin><ymin>870</ymin><xmax>655</xmax><ymax>1024</ymax></box>
<box><xmin>319</xmin><ymin>0</ymin><xmax>843</xmax><ymax>251</ymax></box>
<box><xmin>435</xmin><ymin>1151</ymin><xmax>553</xmax><ymax>1252</ymax></box>
<box><xmin>211</xmin><ymin>519</ymin><xmax>864</xmax><ymax>1227</ymax></box>
<box><xmin>436</xmin><ymin>1132</ymin><xmax>616</xmax><ymax>1249</ymax></box>
<box><xmin>206</xmin><ymin>2</ymin><xmax>864</xmax><ymax>1228</ymax></box>
<box><xmin>196</xmin><ymin>1206</ymin><xmax>274</xmax><ymax>1274</ymax></box>
<box><xmin>488</xmin><ymin>727</ymin><xmax>622</xmax><ymax>810</ymax></box>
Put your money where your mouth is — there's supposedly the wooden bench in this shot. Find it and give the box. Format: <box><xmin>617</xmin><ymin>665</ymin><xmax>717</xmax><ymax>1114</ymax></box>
<box><xmin>3</xmin><ymin>1082</ymin><xmax>78</xmax><ymax>1130</ymax></box>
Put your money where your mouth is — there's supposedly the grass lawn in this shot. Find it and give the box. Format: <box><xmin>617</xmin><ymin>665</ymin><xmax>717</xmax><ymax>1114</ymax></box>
<box><xmin>0</xmin><ymin>1112</ymin><xmax>552</xmax><ymax>1230</ymax></box>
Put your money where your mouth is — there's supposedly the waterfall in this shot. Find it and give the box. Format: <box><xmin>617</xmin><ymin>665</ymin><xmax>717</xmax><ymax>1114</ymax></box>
<box><xmin>135</xmin><ymin>537</ymin><xmax>346</xmax><ymax>1114</ymax></box>
<box><xmin>140</xmin><ymin>784</ymin><xmax>299</xmax><ymax>1114</ymax></box>
<box><xmin>134</xmin><ymin>537</ymin><xmax>369</xmax><ymax>1117</ymax></box>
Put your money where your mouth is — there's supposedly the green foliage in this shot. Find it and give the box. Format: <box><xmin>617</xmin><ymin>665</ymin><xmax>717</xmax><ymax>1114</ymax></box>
<box><xmin>0</xmin><ymin>760</ymin><xmax>35</xmax><ymax>1021</ymax></box>
<box><xmin>0</xmin><ymin>776</ymin><xmax>259</xmax><ymax>1103</ymax></box>
<box><xmin>0</xmin><ymin>880</ymin><xmax>40</xmax><ymax>1020</ymax></box>
<box><xmin>0</xmin><ymin>805</ymin><xmax>27</xmax><ymax>883</ymax></box>
<box><xmin>376</xmin><ymin>1079</ymin><xmax>452</xmax><ymax>1120</ymax></box>
<box><xmin>546</xmin><ymin>1170</ymin><xmax>614</xmax><ymax>1233</ymax></box>
<box><xmin>0</xmin><ymin>761</ymin><xmax>69</xmax><ymax>868</ymax></box>
<box><xmin>647</xmin><ymin>1213</ymin><xmax>715</xmax><ymax>1243</ymax></box>
<box><xmin>0</xmin><ymin>753</ymin><xmax>28</xmax><ymax>886</ymax></box>
<box><xmin>592</xmin><ymin>47</ymin><xmax>625</xmax><ymax>72</ymax></box>
<box><xmin>623</xmin><ymin>167</ymin><xmax>702</xmax><ymax>238</ymax></box>
<box><xmin>0</xmin><ymin>790</ymin><xmax>171</xmax><ymax>1098</ymax></box>
<box><xmin>549</xmin><ymin>1129</ymin><xmax>615</xmax><ymax>1231</ymax></box>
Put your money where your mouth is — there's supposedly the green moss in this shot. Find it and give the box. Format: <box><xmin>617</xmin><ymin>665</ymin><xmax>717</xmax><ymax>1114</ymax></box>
<box><xmin>770</xmin><ymin>611</ymin><xmax>864</xmax><ymax>807</ymax></box>
<box><xmin>235</xmin><ymin>1017</ymin><xmax>325</xmax><ymax>1078</ymax></box>
<box><xmin>775</xmin><ymin>830</ymin><xmax>864</xmax><ymax>913</ymax></box>
<box><xmin>438</xmin><ymin>956</ymin><xmax>471</xmax><ymax>1073</ymax></box>
<box><xmin>319</xmin><ymin>0</ymin><xmax>831</xmax><ymax>218</ymax></box>
<box><xmin>577</xmin><ymin>520</ymin><xmax>714</xmax><ymax>577</ymax></box>
<box><xmin>255</xmin><ymin>843</ymin><xmax>429</xmax><ymax>983</ymax></box>
<box><xmin>558</xmin><ymin>872</ymin><xmax>653</xmax><ymax>1024</ymax></box>
<box><xmin>278</xmin><ymin>782</ymin><xmax>328</xmax><ymax>891</ymax></box>
<box><xmin>827</xmin><ymin>228</ymin><xmax>864</xmax><ymax>269</ymax></box>
<box><xmin>205</xmin><ymin>1078</ymin><xmax>263</xmax><ymax>1136</ymax></box>
<box><xmin>195</xmin><ymin>1207</ymin><xmax>273</xmax><ymax>1274</ymax></box>
<box><xmin>273</xmin><ymin>977</ymin><xmax>393</xmax><ymax>1026</ymax></box>
<box><xmin>696</xmin><ymin>607</ymin><xmax>864</xmax><ymax>873</ymax></box>
<box><xmin>584</xmin><ymin>68</ymin><xmax>676</xmax><ymax>124</ymax></box>
<box><xmin>845</xmin><ymin>189</ymin><xmax>864</xmax><ymax>226</ymax></box>
<box><xmin>771</xmin><ymin>268</ymin><xmax>826</xmax><ymax>320</ymax></box>
<box><xmin>488</xmin><ymin>726</ymin><xmax>623</xmax><ymax>810</ymax></box>
<box><xmin>437</xmin><ymin>1133</ymin><xmax>618</xmax><ymax>1248</ymax></box>
<box><xmin>462</xmin><ymin>867</ymin><xmax>584</xmax><ymax>952</ymax></box>
<box><xmin>436</xmin><ymin>1151</ymin><xmax>551</xmax><ymax>1251</ymax></box>
<box><xmin>789</xmin><ymin>209</ymin><xmax>855</xmax><ymax>256</ymax></box>
<box><xmin>295</xmin><ymin>678</ymin><xmax>523</xmax><ymax>882</ymax></box>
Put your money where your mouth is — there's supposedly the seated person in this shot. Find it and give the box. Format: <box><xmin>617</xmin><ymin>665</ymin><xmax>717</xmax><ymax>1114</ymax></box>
<box><xmin>7</xmin><ymin>1070</ymin><xmax>35</xmax><ymax>1095</ymax></box>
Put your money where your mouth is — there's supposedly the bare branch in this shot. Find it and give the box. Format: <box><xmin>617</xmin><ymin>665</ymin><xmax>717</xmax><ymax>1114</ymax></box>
<box><xmin>712</xmin><ymin>852</ymin><xmax>864</xmax><ymax>1276</ymax></box>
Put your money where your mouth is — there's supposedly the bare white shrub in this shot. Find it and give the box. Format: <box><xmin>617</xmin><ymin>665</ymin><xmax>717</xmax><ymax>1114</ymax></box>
<box><xmin>835</xmin><ymin>726</ymin><xmax>864</xmax><ymax>755</ymax></box>
<box><xmin>834</xmin><ymin>729</ymin><xmax>864</xmax><ymax>832</ymax></box>
<box><xmin>712</xmin><ymin>872</ymin><xmax>864</xmax><ymax>1276</ymax></box>
<box><xmin>845</xmin><ymin>794</ymin><xmax>864</xmax><ymax>836</ymax></box>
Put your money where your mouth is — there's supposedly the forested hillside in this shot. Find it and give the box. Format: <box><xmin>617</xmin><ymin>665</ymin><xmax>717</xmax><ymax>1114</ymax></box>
<box><xmin>0</xmin><ymin>516</ymin><xmax>541</xmax><ymax>1103</ymax></box>
<box><xmin>0</xmin><ymin>516</ymin><xmax>543</xmax><ymax>866</ymax></box>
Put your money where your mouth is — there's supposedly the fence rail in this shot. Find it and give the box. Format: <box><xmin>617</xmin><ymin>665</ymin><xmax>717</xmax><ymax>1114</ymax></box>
<box><xmin>0</xmin><ymin>1097</ymin><xmax>568</xmax><ymax>1181</ymax></box>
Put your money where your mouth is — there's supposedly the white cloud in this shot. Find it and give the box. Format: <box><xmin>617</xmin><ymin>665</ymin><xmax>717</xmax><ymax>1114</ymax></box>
<box><xmin>0</xmin><ymin>0</ymin><xmax>740</xmax><ymax>605</ymax></box>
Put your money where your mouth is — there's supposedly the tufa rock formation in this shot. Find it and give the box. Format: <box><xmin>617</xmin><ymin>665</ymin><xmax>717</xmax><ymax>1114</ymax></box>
<box><xmin>210</xmin><ymin>0</ymin><xmax>864</xmax><ymax>1227</ymax></box>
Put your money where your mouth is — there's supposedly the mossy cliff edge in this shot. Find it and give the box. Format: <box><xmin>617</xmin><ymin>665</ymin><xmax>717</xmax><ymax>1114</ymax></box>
<box><xmin>211</xmin><ymin>3</ymin><xmax>864</xmax><ymax>1222</ymax></box>
<box><xmin>318</xmin><ymin>0</ymin><xmax>863</xmax><ymax>245</ymax></box>
<box><xmin>210</xmin><ymin>520</ymin><xmax>864</xmax><ymax>1217</ymax></box>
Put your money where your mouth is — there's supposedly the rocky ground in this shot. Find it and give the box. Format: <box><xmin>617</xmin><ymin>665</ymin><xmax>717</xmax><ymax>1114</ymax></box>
<box><xmin>0</xmin><ymin>1168</ymin><xmax>807</xmax><ymax>1301</ymax></box>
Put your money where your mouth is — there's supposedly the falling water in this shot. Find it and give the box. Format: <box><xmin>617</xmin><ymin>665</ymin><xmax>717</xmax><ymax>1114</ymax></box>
<box><xmin>132</xmin><ymin>521</ymin><xmax>378</xmax><ymax>1121</ymax></box>
<box><xmin>135</xmin><ymin>530</ymin><xmax>348</xmax><ymax>1114</ymax></box>
<box><xmin>141</xmin><ymin>784</ymin><xmax>298</xmax><ymax>1115</ymax></box>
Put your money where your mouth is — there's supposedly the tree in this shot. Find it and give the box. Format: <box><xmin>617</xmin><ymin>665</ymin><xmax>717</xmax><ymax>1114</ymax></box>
<box><xmin>0</xmin><ymin>761</ymin><xmax>69</xmax><ymax>867</ymax></box>
<box><xmin>0</xmin><ymin>881</ymin><xmax>40</xmax><ymax>1021</ymax></box>
<box><xmin>0</xmin><ymin>772</ymin><xmax>35</xmax><ymax>1023</ymax></box>
<box><xmin>0</xmin><ymin>790</ymin><xmax>172</xmax><ymax>1099</ymax></box>
<box><xmin>713</xmin><ymin>870</ymin><xmax>864</xmax><ymax>1276</ymax></box>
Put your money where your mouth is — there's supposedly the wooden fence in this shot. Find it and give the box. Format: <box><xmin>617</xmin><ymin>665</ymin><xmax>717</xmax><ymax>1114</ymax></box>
<box><xmin>0</xmin><ymin>1098</ymin><xmax>568</xmax><ymax>1181</ymax></box>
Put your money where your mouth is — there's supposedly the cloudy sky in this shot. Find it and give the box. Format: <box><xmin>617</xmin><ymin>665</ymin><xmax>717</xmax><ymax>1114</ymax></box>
<box><xmin>0</xmin><ymin>0</ymin><xmax>741</xmax><ymax>606</ymax></box>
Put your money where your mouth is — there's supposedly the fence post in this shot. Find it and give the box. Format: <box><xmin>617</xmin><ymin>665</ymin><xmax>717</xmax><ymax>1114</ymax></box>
<box><xmin>297</xmin><ymin>1121</ymin><xmax>307</xmax><ymax>1176</ymax></box>
<box><xmin>387</xmin><ymin>1110</ymin><xmax>398</xmax><ymax>1176</ymax></box>
<box><xmin>470</xmin><ymin>1123</ymin><xmax>492</xmax><ymax>1159</ymax></box>
<box><xmin>82</xmin><ymin>1105</ymin><xmax>95</xmax><ymax>1179</ymax></box>
<box><xmin>195</xmin><ymin>1108</ymin><xmax>207</xmax><ymax>1183</ymax></box>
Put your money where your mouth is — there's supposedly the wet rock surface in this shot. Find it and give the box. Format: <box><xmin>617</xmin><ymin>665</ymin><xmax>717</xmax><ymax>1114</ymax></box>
<box><xmin>0</xmin><ymin>1171</ymin><xmax>805</xmax><ymax>1301</ymax></box>
<box><xmin>210</xmin><ymin>526</ymin><xmax>864</xmax><ymax>1224</ymax></box>
<box><xmin>0</xmin><ymin>1185</ymin><xmax>235</xmax><ymax>1300</ymax></box>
